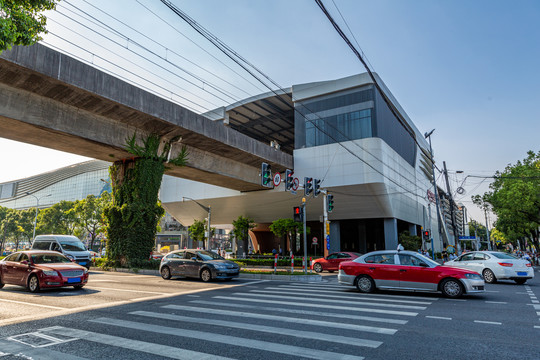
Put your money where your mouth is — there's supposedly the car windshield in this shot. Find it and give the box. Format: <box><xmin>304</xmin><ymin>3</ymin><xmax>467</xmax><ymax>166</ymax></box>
<box><xmin>60</xmin><ymin>241</ymin><xmax>86</xmax><ymax>251</ymax></box>
<box><xmin>197</xmin><ymin>250</ymin><xmax>224</xmax><ymax>261</ymax></box>
<box><xmin>490</xmin><ymin>252</ymin><xmax>519</xmax><ymax>259</ymax></box>
<box><xmin>416</xmin><ymin>253</ymin><xmax>440</xmax><ymax>267</ymax></box>
<box><xmin>31</xmin><ymin>254</ymin><xmax>72</xmax><ymax>264</ymax></box>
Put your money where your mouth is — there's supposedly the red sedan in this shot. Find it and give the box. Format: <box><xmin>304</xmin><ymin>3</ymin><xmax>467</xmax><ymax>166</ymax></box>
<box><xmin>312</xmin><ymin>252</ymin><xmax>362</xmax><ymax>273</ymax></box>
<box><xmin>338</xmin><ymin>250</ymin><xmax>485</xmax><ymax>298</ymax></box>
<box><xmin>0</xmin><ymin>250</ymin><xmax>89</xmax><ymax>293</ymax></box>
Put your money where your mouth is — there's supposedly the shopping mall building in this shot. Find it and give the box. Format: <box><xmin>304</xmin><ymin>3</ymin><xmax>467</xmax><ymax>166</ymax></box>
<box><xmin>0</xmin><ymin>73</ymin><xmax>466</xmax><ymax>255</ymax></box>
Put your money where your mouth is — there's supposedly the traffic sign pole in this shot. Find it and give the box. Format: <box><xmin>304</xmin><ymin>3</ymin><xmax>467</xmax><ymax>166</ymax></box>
<box><xmin>323</xmin><ymin>193</ymin><xmax>329</xmax><ymax>258</ymax></box>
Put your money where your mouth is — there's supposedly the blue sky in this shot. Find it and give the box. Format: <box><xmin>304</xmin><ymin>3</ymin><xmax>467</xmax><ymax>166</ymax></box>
<box><xmin>1</xmin><ymin>0</ymin><xmax>538</xmax><ymax>223</ymax></box>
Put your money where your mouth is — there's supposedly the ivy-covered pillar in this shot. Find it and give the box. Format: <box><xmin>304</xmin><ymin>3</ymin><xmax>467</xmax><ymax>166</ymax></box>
<box><xmin>103</xmin><ymin>133</ymin><xmax>187</xmax><ymax>266</ymax></box>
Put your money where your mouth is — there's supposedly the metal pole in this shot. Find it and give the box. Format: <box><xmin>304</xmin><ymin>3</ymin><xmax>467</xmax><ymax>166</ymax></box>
<box><xmin>426</xmin><ymin>133</ymin><xmax>444</xmax><ymax>251</ymax></box>
<box><xmin>26</xmin><ymin>193</ymin><xmax>50</xmax><ymax>242</ymax></box>
<box><xmin>428</xmin><ymin>203</ymin><xmax>434</xmax><ymax>260</ymax></box>
<box><xmin>207</xmin><ymin>205</ymin><xmax>211</xmax><ymax>250</ymax></box>
<box><xmin>302</xmin><ymin>197</ymin><xmax>307</xmax><ymax>274</ymax></box>
<box><xmin>323</xmin><ymin>192</ymin><xmax>329</xmax><ymax>258</ymax></box>
<box><xmin>443</xmin><ymin>161</ymin><xmax>459</xmax><ymax>245</ymax></box>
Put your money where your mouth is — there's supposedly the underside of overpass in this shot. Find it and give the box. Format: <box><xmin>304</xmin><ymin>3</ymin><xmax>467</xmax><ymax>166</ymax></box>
<box><xmin>0</xmin><ymin>44</ymin><xmax>292</xmax><ymax>192</ymax></box>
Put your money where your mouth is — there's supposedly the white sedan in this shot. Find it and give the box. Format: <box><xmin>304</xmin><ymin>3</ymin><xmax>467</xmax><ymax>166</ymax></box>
<box><xmin>445</xmin><ymin>251</ymin><xmax>534</xmax><ymax>284</ymax></box>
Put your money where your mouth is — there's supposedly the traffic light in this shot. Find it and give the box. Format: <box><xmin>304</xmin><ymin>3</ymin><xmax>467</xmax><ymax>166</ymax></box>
<box><xmin>327</xmin><ymin>194</ymin><xmax>334</xmax><ymax>212</ymax></box>
<box><xmin>304</xmin><ymin>177</ymin><xmax>313</xmax><ymax>196</ymax></box>
<box><xmin>285</xmin><ymin>169</ymin><xmax>294</xmax><ymax>191</ymax></box>
<box><xmin>293</xmin><ymin>206</ymin><xmax>304</xmax><ymax>222</ymax></box>
<box><xmin>422</xmin><ymin>230</ymin><xmax>431</xmax><ymax>241</ymax></box>
<box><xmin>313</xmin><ymin>178</ymin><xmax>321</xmax><ymax>197</ymax></box>
<box><xmin>261</xmin><ymin>162</ymin><xmax>272</xmax><ymax>188</ymax></box>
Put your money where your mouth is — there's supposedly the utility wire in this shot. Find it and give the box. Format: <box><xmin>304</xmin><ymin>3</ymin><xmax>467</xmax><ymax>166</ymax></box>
<box><xmin>158</xmin><ymin>0</ymin><xmax>425</xmax><ymax>199</ymax></box>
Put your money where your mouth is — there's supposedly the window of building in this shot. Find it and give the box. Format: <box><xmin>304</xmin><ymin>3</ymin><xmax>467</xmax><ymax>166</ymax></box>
<box><xmin>305</xmin><ymin>109</ymin><xmax>372</xmax><ymax>147</ymax></box>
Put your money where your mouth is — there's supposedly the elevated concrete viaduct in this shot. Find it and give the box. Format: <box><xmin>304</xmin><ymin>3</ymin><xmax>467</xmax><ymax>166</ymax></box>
<box><xmin>0</xmin><ymin>44</ymin><xmax>292</xmax><ymax>191</ymax></box>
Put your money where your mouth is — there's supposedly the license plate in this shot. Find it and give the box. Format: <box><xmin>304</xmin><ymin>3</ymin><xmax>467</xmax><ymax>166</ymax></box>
<box><xmin>517</xmin><ymin>272</ymin><xmax>527</xmax><ymax>276</ymax></box>
<box><xmin>79</xmin><ymin>262</ymin><xmax>86</xmax><ymax>266</ymax></box>
<box><xmin>67</xmin><ymin>277</ymin><xmax>81</xmax><ymax>283</ymax></box>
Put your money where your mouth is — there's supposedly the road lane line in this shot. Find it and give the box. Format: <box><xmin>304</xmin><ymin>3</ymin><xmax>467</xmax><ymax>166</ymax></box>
<box><xmin>212</xmin><ymin>296</ymin><xmax>418</xmax><ymax>316</ymax></box>
<box><xmin>0</xmin><ymin>298</ymin><xmax>67</xmax><ymax>310</ymax></box>
<box><xmin>161</xmin><ymin>305</ymin><xmax>397</xmax><ymax>334</ymax></box>
<box><xmin>86</xmin><ymin>286</ymin><xmax>168</xmax><ymax>295</ymax></box>
<box><xmin>190</xmin><ymin>300</ymin><xmax>409</xmax><ymax>324</ymax></box>
<box><xmin>235</xmin><ymin>292</ymin><xmax>427</xmax><ymax>310</ymax></box>
<box><xmin>42</xmin><ymin>326</ymin><xmax>234</xmax><ymax>360</ymax></box>
<box><xmin>132</xmin><ymin>310</ymin><xmax>384</xmax><ymax>347</ymax></box>
<box><xmin>474</xmin><ymin>320</ymin><xmax>502</xmax><ymax>325</ymax></box>
<box><xmin>260</xmin><ymin>287</ymin><xmax>434</xmax><ymax>304</ymax></box>
<box><xmin>485</xmin><ymin>301</ymin><xmax>507</xmax><ymax>304</ymax></box>
<box><xmin>532</xmin><ymin>300</ymin><xmax>539</xmax><ymax>304</ymax></box>
<box><xmin>426</xmin><ymin>316</ymin><xmax>452</xmax><ymax>320</ymax></box>
<box><xmin>535</xmin><ymin>326</ymin><xmax>540</xmax><ymax>329</ymax></box>
<box><xmin>88</xmin><ymin>318</ymin><xmax>365</xmax><ymax>360</ymax></box>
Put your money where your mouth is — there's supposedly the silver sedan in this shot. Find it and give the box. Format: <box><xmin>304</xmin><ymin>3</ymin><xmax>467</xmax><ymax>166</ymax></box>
<box><xmin>444</xmin><ymin>251</ymin><xmax>534</xmax><ymax>284</ymax></box>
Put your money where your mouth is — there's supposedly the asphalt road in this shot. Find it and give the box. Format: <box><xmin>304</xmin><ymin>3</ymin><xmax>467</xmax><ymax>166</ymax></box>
<box><xmin>1</xmin><ymin>268</ymin><xmax>539</xmax><ymax>360</ymax></box>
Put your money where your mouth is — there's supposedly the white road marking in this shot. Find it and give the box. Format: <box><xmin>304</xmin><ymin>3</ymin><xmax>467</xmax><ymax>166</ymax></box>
<box><xmin>87</xmin><ymin>286</ymin><xmax>168</xmax><ymax>295</ymax></box>
<box><xmin>132</xmin><ymin>310</ymin><xmax>384</xmax><ymax>347</ymax></box>
<box><xmin>444</xmin><ymin>299</ymin><xmax>466</xmax><ymax>302</ymax></box>
<box><xmin>426</xmin><ymin>316</ymin><xmax>452</xmax><ymax>320</ymax></box>
<box><xmin>485</xmin><ymin>290</ymin><xmax>500</xmax><ymax>293</ymax></box>
<box><xmin>532</xmin><ymin>300</ymin><xmax>539</xmax><ymax>304</ymax></box>
<box><xmin>474</xmin><ymin>320</ymin><xmax>502</xmax><ymax>325</ymax></box>
<box><xmin>237</xmin><ymin>292</ymin><xmax>427</xmax><ymax>310</ymax></box>
<box><xmin>8</xmin><ymin>331</ymin><xmax>77</xmax><ymax>348</ymax></box>
<box><xmin>213</xmin><ymin>296</ymin><xmax>419</xmax><ymax>316</ymax></box>
<box><xmin>277</xmin><ymin>284</ymin><xmax>440</xmax><ymax>300</ymax></box>
<box><xmin>534</xmin><ymin>326</ymin><xmax>540</xmax><ymax>329</ymax></box>
<box><xmin>537</xmin><ymin>312</ymin><xmax>540</xmax><ymax>316</ymax></box>
<box><xmin>88</xmin><ymin>318</ymin><xmax>365</xmax><ymax>360</ymax></box>
<box><xmin>191</xmin><ymin>300</ymin><xmax>409</xmax><ymax>324</ymax></box>
<box><xmin>260</xmin><ymin>287</ymin><xmax>434</xmax><ymax>304</ymax></box>
<box><xmin>485</xmin><ymin>301</ymin><xmax>507</xmax><ymax>304</ymax></box>
<box><xmin>87</xmin><ymin>279</ymin><xmax>119</xmax><ymax>282</ymax></box>
<box><xmin>0</xmin><ymin>298</ymin><xmax>67</xmax><ymax>310</ymax></box>
<box><xmin>161</xmin><ymin>304</ymin><xmax>397</xmax><ymax>334</ymax></box>
<box><xmin>42</xmin><ymin>326</ymin><xmax>234</xmax><ymax>360</ymax></box>
<box><xmin>532</xmin><ymin>305</ymin><xmax>540</xmax><ymax>310</ymax></box>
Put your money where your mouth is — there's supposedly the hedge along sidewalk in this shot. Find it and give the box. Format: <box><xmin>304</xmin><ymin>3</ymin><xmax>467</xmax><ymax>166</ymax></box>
<box><xmin>90</xmin><ymin>267</ymin><xmax>323</xmax><ymax>282</ymax></box>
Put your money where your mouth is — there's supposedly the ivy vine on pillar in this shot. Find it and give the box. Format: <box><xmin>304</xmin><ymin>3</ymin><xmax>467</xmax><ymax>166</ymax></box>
<box><xmin>103</xmin><ymin>133</ymin><xmax>187</xmax><ymax>266</ymax></box>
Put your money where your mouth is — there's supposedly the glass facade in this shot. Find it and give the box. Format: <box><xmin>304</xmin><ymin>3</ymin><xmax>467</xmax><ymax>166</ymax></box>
<box><xmin>295</xmin><ymin>84</ymin><xmax>416</xmax><ymax>167</ymax></box>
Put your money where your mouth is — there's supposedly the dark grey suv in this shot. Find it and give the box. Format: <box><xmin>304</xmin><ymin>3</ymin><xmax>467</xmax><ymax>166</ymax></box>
<box><xmin>159</xmin><ymin>249</ymin><xmax>240</xmax><ymax>282</ymax></box>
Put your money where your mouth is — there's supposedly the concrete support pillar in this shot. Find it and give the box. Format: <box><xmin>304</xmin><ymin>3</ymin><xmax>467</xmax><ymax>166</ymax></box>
<box><xmin>329</xmin><ymin>221</ymin><xmax>341</xmax><ymax>254</ymax></box>
<box><xmin>408</xmin><ymin>224</ymin><xmax>417</xmax><ymax>236</ymax></box>
<box><xmin>384</xmin><ymin>218</ymin><xmax>398</xmax><ymax>250</ymax></box>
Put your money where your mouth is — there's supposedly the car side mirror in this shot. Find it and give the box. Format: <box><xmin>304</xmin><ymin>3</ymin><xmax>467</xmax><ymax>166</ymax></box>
<box><xmin>419</xmin><ymin>262</ymin><xmax>429</xmax><ymax>267</ymax></box>
<box><xmin>20</xmin><ymin>260</ymin><xmax>29</xmax><ymax>266</ymax></box>
<box><xmin>191</xmin><ymin>257</ymin><xmax>198</xmax><ymax>261</ymax></box>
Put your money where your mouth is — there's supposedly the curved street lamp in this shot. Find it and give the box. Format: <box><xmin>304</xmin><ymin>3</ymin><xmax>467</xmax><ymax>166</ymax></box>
<box><xmin>25</xmin><ymin>192</ymin><xmax>51</xmax><ymax>242</ymax></box>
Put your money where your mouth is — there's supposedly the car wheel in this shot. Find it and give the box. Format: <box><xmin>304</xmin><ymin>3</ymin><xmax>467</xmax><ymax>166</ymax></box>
<box><xmin>161</xmin><ymin>266</ymin><xmax>171</xmax><ymax>280</ymax></box>
<box><xmin>74</xmin><ymin>285</ymin><xmax>84</xmax><ymax>290</ymax></box>
<box><xmin>514</xmin><ymin>279</ymin><xmax>527</xmax><ymax>285</ymax></box>
<box><xmin>482</xmin><ymin>269</ymin><xmax>497</xmax><ymax>284</ymax></box>
<box><xmin>313</xmin><ymin>263</ymin><xmax>323</xmax><ymax>273</ymax></box>
<box><xmin>28</xmin><ymin>275</ymin><xmax>40</xmax><ymax>293</ymax></box>
<box><xmin>0</xmin><ymin>275</ymin><xmax>4</xmax><ymax>289</ymax></box>
<box><xmin>355</xmin><ymin>275</ymin><xmax>375</xmax><ymax>293</ymax></box>
<box><xmin>200</xmin><ymin>268</ymin><xmax>212</xmax><ymax>282</ymax></box>
<box><xmin>441</xmin><ymin>278</ymin><xmax>463</xmax><ymax>298</ymax></box>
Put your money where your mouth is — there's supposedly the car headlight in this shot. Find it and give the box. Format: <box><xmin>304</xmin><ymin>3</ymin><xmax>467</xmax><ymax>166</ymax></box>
<box><xmin>65</xmin><ymin>254</ymin><xmax>75</xmax><ymax>260</ymax></box>
<box><xmin>83</xmin><ymin>268</ymin><xmax>88</xmax><ymax>274</ymax></box>
<box><xmin>213</xmin><ymin>264</ymin><xmax>226</xmax><ymax>269</ymax></box>
<box><xmin>43</xmin><ymin>270</ymin><xmax>59</xmax><ymax>276</ymax></box>
<box><xmin>465</xmin><ymin>273</ymin><xmax>483</xmax><ymax>280</ymax></box>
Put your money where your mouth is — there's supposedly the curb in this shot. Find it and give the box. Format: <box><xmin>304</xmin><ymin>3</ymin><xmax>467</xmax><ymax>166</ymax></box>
<box><xmin>91</xmin><ymin>267</ymin><xmax>323</xmax><ymax>282</ymax></box>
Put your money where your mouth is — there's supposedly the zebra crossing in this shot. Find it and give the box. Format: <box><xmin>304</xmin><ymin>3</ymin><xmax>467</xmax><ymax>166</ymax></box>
<box><xmin>0</xmin><ymin>281</ymin><xmax>438</xmax><ymax>359</ymax></box>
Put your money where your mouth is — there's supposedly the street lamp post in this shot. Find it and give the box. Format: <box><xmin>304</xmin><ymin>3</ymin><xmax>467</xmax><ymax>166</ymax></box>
<box><xmin>424</xmin><ymin>129</ymin><xmax>443</xmax><ymax>255</ymax></box>
<box><xmin>25</xmin><ymin>192</ymin><xmax>51</xmax><ymax>242</ymax></box>
<box><xmin>182</xmin><ymin>197</ymin><xmax>211</xmax><ymax>249</ymax></box>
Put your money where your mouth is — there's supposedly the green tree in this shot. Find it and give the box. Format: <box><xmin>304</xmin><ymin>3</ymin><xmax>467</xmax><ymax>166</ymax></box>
<box><xmin>70</xmin><ymin>192</ymin><xmax>111</xmax><ymax>251</ymax></box>
<box><xmin>231</xmin><ymin>216</ymin><xmax>256</xmax><ymax>255</ymax></box>
<box><xmin>0</xmin><ymin>0</ymin><xmax>57</xmax><ymax>52</ymax></box>
<box><xmin>399</xmin><ymin>230</ymin><xmax>422</xmax><ymax>251</ymax></box>
<box><xmin>36</xmin><ymin>200</ymin><xmax>76</xmax><ymax>235</ymax></box>
<box><xmin>482</xmin><ymin>151</ymin><xmax>540</xmax><ymax>251</ymax></box>
<box><xmin>1</xmin><ymin>208</ymin><xmax>18</xmax><ymax>251</ymax></box>
<box><xmin>103</xmin><ymin>133</ymin><xmax>187</xmax><ymax>266</ymax></box>
<box><xmin>188</xmin><ymin>219</ymin><xmax>206</xmax><ymax>248</ymax></box>
<box><xmin>269</xmin><ymin>218</ymin><xmax>302</xmax><ymax>255</ymax></box>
